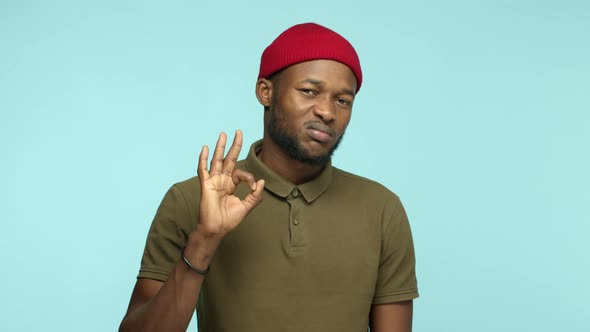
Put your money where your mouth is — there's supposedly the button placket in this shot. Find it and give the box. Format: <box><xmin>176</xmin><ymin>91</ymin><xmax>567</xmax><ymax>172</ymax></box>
<box><xmin>287</xmin><ymin>190</ymin><xmax>305</xmax><ymax>249</ymax></box>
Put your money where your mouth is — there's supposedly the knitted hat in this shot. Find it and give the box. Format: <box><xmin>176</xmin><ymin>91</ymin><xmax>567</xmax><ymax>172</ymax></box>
<box><xmin>258</xmin><ymin>23</ymin><xmax>363</xmax><ymax>92</ymax></box>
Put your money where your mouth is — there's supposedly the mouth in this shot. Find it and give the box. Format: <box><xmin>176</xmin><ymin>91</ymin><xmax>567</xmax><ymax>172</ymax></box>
<box><xmin>305</xmin><ymin>122</ymin><xmax>335</xmax><ymax>143</ymax></box>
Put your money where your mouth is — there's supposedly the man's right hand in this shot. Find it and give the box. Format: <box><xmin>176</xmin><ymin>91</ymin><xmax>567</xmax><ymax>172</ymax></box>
<box><xmin>195</xmin><ymin>130</ymin><xmax>265</xmax><ymax>239</ymax></box>
<box><xmin>181</xmin><ymin>130</ymin><xmax>265</xmax><ymax>271</ymax></box>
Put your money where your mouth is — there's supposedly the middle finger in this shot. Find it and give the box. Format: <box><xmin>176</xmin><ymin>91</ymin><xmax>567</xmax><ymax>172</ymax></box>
<box><xmin>222</xmin><ymin>130</ymin><xmax>243</xmax><ymax>175</ymax></box>
<box><xmin>209</xmin><ymin>132</ymin><xmax>227</xmax><ymax>175</ymax></box>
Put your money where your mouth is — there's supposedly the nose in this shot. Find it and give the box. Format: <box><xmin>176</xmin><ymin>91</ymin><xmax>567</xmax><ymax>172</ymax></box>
<box><xmin>312</xmin><ymin>96</ymin><xmax>335</xmax><ymax>123</ymax></box>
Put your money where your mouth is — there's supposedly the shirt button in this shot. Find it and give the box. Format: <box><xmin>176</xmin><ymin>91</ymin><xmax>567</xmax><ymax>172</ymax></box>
<box><xmin>293</xmin><ymin>219</ymin><xmax>299</xmax><ymax>225</ymax></box>
<box><xmin>292</xmin><ymin>188</ymin><xmax>300</xmax><ymax>198</ymax></box>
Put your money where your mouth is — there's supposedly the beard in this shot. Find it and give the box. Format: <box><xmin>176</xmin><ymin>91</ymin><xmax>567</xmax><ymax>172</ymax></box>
<box><xmin>267</xmin><ymin>108</ymin><xmax>344</xmax><ymax>166</ymax></box>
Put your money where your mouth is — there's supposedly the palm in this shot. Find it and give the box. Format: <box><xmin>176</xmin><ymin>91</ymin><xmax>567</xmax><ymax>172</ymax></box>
<box><xmin>200</xmin><ymin>175</ymin><xmax>246</xmax><ymax>232</ymax></box>
<box><xmin>197</xmin><ymin>131</ymin><xmax>264</xmax><ymax>237</ymax></box>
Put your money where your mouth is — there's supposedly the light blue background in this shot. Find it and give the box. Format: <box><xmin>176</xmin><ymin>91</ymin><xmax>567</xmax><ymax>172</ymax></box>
<box><xmin>1</xmin><ymin>0</ymin><xmax>588</xmax><ymax>331</ymax></box>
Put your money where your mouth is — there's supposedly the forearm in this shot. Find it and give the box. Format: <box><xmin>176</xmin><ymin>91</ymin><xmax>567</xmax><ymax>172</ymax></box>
<box><xmin>119</xmin><ymin>232</ymin><xmax>221</xmax><ymax>332</ymax></box>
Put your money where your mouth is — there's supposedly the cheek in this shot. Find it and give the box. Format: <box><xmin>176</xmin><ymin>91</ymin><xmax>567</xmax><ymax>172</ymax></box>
<box><xmin>281</xmin><ymin>98</ymin><xmax>310</xmax><ymax>122</ymax></box>
<box><xmin>289</xmin><ymin>97</ymin><xmax>313</xmax><ymax>115</ymax></box>
<box><xmin>337</xmin><ymin>111</ymin><xmax>352</xmax><ymax>129</ymax></box>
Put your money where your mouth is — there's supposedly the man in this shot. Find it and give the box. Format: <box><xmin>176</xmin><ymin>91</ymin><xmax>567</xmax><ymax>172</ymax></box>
<box><xmin>119</xmin><ymin>23</ymin><xmax>419</xmax><ymax>332</ymax></box>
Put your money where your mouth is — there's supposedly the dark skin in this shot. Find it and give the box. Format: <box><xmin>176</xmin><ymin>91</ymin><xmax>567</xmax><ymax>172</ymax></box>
<box><xmin>119</xmin><ymin>59</ymin><xmax>413</xmax><ymax>332</ymax></box>
<box><xmin>256</xmin><ymin>60</ymin><xmax>354</xmax><ymax>184</ymax></box>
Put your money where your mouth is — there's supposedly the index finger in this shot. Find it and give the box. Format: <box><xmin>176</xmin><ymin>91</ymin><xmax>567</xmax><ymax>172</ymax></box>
<box><xmin>222</xmin><ymin>130</ymin><xmax>243</xmax><ymax>175</ymax></box>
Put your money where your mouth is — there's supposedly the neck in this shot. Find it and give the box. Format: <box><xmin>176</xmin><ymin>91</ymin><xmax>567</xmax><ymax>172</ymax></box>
<box><xmin>259</xmin><ymin>136</ymin><xmax>326</xmax><ymax>185</ymax></box>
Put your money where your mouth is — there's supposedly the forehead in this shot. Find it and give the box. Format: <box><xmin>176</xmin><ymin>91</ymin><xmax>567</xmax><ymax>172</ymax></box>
<box><xmin>276</xmin><ymin>60</ymin><xmax>357</xmax><ymax>93</ymax></box>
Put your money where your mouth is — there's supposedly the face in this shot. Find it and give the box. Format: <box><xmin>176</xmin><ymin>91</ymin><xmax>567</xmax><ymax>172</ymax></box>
<box><xmin>261</xmin><ymin>60</ymin><xmax>357</xmax><ymax>165</ymax></box>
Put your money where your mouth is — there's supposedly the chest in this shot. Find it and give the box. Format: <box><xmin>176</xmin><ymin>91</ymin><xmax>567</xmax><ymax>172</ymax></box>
<box><xmin>208</xmin><ymin>191</ymin><xmax>383</xmax><ymax>295</ymax></box>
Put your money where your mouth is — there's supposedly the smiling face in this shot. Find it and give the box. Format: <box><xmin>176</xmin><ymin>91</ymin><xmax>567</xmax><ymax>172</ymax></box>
<box><xmin>258</xmin><ymin>59</ymin><xmax>357</xmax><ymax>165</ymax></box>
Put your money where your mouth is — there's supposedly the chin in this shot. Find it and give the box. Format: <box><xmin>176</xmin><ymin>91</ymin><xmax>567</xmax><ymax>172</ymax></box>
<box><xmin>296</xmin><ymin>147</ymin><xmax>334</xmax><ymax>166</ymax></box>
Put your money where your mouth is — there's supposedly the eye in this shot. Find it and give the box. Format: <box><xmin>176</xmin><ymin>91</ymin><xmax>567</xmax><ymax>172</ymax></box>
<box><xmin>299</xmin><ymin>89</ymin><xmax>317</xmax><ymax>96</ymax></box>
<box><xmin>336</xmin><ymin>98</ymin><xmax>352</xmax><ymax>106</ymax></box>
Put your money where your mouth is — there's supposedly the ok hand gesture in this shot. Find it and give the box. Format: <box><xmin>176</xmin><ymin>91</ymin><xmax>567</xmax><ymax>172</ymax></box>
<box><xmin>196</xmin><ymin>130</ymin><xmax>265</xmax><ymax>239</ymax></box>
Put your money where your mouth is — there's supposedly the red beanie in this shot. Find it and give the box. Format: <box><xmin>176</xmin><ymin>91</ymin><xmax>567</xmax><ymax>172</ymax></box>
<box><xmin>258</xmin><ymin>23</ymin><xmax>363</xmax><ymax>93</ymax></box>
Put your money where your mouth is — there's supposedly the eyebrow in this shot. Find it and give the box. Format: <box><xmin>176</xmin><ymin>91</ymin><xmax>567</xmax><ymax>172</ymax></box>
<box><xmin>299</xmin><ymin>78</ymin><xmax>323</xmax><ymax>86</ymax></box>
<box><xmin>298</xmin><ymin>79</ymin><xmax>356</xmax><ymax>97</ymax></box>
<box><xmin>340</xmin><ymin>88</ymin><xmax>356</xmax><ymax>97</ymax></box>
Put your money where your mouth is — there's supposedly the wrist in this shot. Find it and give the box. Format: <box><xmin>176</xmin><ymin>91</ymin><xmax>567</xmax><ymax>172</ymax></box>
<box><xmin>183</xmin><ymin>229</ymin><xmax>223</xmax><ymax>270</ymax></box>
<box><xmin>181</xmin><ymin>247</ymin><xmax>210</xmax><ymax>275</ymax></box>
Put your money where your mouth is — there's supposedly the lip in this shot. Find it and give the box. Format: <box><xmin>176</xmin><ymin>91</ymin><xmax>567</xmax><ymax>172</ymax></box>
<box><xmin>305</xmin><ymin>122</ymin><xmax>335</xmax><ymax>143</ymax></box>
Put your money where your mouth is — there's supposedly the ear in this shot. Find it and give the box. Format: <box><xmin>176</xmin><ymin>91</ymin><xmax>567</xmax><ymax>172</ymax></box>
<box><xmin>256</xmin><ymin>78</ymin><xmax>273</xmax><ymax>107</ymax></box>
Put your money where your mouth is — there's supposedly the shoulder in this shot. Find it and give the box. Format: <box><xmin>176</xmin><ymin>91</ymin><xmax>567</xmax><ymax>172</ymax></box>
<box><xmin>330</xmin><ymin>166</ymin><xmax>406</xmax><ymax>219</ymax></box>
<box><xmin>172</xmin><ymin>176</ymin><xmax>200</xmax><ymax>201</ymax></box>
<box><xmin>331</xmin><ymin>166</ymin><xmax>400</xmax><ymax>202</ymax></box>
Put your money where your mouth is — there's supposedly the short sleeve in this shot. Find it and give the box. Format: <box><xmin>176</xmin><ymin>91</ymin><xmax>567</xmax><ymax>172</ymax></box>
<box><xmin>372</xmin><ymin>196</ymin><xmax>419</xmax><ymax>304</ymax></box>
<box><xmin>138</xmin><ymin>184</ymin><xmax>197</xmax><ymax>282</ymax></box>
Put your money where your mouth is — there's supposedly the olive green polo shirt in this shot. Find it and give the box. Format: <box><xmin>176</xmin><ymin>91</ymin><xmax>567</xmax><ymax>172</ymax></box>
<box><xmin>139</xmin><ymin>140</ymin><xmax>419</xmax><ymax>332</ymax></box>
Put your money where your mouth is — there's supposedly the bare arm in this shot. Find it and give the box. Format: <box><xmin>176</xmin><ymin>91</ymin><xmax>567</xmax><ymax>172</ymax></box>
<box><xmin>369</xmin><ymin>301</ymin><xmax>413</xmax><ymax>332</ymax></box>
<box><xmin>119</xmin><ymin>131</ymin><xmax>265</xmax><ymax>332</ymax></box>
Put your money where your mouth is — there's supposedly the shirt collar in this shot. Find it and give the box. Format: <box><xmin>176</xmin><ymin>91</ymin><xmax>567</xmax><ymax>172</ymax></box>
<box><xmin>244</xmin><ymin>140</ymin><xmax>333</xmax><ymax>203</ymax></box>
